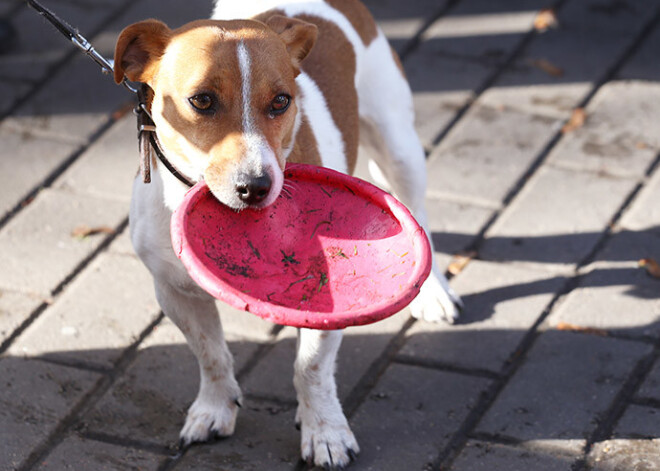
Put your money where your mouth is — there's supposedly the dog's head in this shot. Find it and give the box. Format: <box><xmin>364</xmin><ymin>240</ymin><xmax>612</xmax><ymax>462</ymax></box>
<box><xmin>114</xmin><ymin>17</ymin><xmax>317</xmax><ymax>210</ymax></box>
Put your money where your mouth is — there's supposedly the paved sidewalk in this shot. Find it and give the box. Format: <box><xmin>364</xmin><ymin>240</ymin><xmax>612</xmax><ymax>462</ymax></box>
<box><xmin>1</xmin><ymin>0</ymin><xmax>660</xmax><ymax>470</ymax></box>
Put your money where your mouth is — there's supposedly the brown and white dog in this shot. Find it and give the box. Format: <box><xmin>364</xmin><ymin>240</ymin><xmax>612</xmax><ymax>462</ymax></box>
<box><xmin>114</xmin><ymin>0</ymin><xmax>462</xmax><ymax>468</ymax></box>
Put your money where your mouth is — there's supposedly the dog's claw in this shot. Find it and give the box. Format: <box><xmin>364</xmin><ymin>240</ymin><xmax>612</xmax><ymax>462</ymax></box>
<box><xmin>178</xmin><ymin>436</ymin><xmax>192</xmax><ymax>452</ymax></box>
<box><xmin>325</xmin><ymin>443</ymin><xmax>334</xmax><ymax>469</ymax></box>
<box><xmin>323</xmin><ymin>460</ymin><xmax>347</xmax><ymax>471</ymax></box>
<box><xmin>322</xmin><ymin>458</ymin><xmax>348</xmax><ymax>471</ymax></box>
<box><xmin>299</xmin><ymin>422</ymin><xmax>359</xmax><ymax>470</ymax></box>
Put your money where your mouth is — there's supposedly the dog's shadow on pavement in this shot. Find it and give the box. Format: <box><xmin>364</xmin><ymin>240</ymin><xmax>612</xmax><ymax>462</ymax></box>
<box><xmin>432</xmin><ymin>225</ymin><xmax>660</xmax><ymax>323</ymax></box>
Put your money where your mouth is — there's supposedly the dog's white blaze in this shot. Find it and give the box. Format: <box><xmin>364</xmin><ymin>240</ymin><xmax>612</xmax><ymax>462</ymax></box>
<box><xmin>296</xmin><ymin>72</ymin><xmax>346</xmax><ymax>173</ymax></box>
<box><xmin>237</xmin><ymin>40</ymin><xmax>283</xmax><ymax>205</ymax></box>
<box><xmin>237</xmin><ymin>41</ymin><xmax>258</xmax><ymax>152</ymax></box>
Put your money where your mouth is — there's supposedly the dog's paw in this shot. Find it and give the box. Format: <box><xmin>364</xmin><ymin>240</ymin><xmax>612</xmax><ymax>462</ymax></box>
<box><xmin>297</xmin><ymin>405</ymin><xmax>359</xmax><ymax>469</ymax></box>
<box><xmin>179</xmin><ymin>394</ymin><xmax>242</xmax><ymax>447</ymax></box>
<box><xmin>410</xmin><ymin>273</ymin><xmax>462</xmax><ymax>324</ymax></box>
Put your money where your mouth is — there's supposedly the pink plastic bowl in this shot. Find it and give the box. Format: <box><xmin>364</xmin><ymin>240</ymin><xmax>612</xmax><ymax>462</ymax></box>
<box><xmin>171</xmin><ymin>163</ymin><xmax>431</xmax><ymax>330</ymax></box>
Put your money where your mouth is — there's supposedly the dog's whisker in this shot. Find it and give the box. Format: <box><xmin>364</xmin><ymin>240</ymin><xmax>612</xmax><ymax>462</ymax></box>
<box><xmin>283</xmin><ymin>181</ymin><xmax>299</xmax><ymax>194</ymax></box>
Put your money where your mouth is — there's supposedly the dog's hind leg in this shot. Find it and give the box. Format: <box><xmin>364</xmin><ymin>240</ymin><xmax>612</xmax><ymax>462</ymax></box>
<box><xmin>294</xmin><ymin>329</ymin><xmax>359</xmax><ymax>468</ymax></box>
<box><xmin>154</xmin><ymin>280</ymin><xmax>242</xmax><ymax>447</ymax></box>
<box><xmin>357</xmin><ymin>31</ymin><xmax>462</xmax><ymax>323</ymax></box>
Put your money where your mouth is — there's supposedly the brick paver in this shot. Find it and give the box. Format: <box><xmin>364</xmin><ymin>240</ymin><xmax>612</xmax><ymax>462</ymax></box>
<box><xmin>401</xmin><ymin>260</ymin><xmax>566</xmax><ymax>373</ymax></box>
<box><xmin>350</xmin><ymin>364</ymin><xmax>490</xmax><ymax>471</ymax></box>
<box><xmin>0</xmin><ymin>359</ymin><xmax>101</xmax><ymax>471</ymax></box>
<box><xmin>8</xmin><ymin>253</ymin><xmax>160</xmax><ymax>369</ymax></box>
<box><xmin>0</xmin><ymin>127</ymin><xmax>79</xmax><ymax>218</ymax></box>
<box><xmin>449</xmin><ymin>440</ymin><xmax>580</xmax><ymax>471</ymax></box>
<box><xmin>427</xmin><ymin>104</ymin><xmax>562</xmax><ymax>206</ymax></box>
<box><xmin>1</xmin><ymin>0</ymin><xmax>660</xmax><ymax>470</ymax></box>
<box><xmin>479</xmin><ymin>166</ymin><xmax>637</xmax><ymax>272</ymax></box>
<box><xmin>615</xmin><ymin>404</ymin><xmax>660</xmax><ymax>439</ymax></box>
<box><xmin>0</xmin><ymin>189</ymin><xmax>128</xmax><ymax>295</ymax></box>
<box><xmin>476</xmin><ymin>331</ymin><xmax>651</xmax><ymax>442</ymax></box>
<box><xmin>638</xmin><ymin>360</ymin><xmax>660</xmax><ymax>403</ymax></box>
<box><xmin>34</xmin><ymin>435</ymin><xmax>163</xmax><ymax>471</ymax></box>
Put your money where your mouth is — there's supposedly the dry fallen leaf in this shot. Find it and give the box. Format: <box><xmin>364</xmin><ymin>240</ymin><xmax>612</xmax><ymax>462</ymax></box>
<box><xmin>556</xmin><ymin>321</ymin><xmax>608</xmax><ymax>337</ymax></box>
<box><xmin>561</xmin><ymin>108</ymin><xmax>587</xmax><ymax>134</ymax></box>
<box><xmin>530</xmin><ymin>58</ymin><xmax>564</xmax><ymax>77</ymax></box>
<box><xmin>534</xmin><ymin>8</ymin><xmax>559</xmax><ymax>32</ymax></box>
<box><xmin>71</xmin><ymin>224</ymin><xmax>115</xmax><ymax>239</ymax></box>
<box><xmin>447</xmin><ymin>250</ymin><xmax>477</xmax><ymax>276</ymax></box>
<box><xmin>639</xmin><ymin>258</ymin><xmax>660</xmax><ymax>279</ymax></box>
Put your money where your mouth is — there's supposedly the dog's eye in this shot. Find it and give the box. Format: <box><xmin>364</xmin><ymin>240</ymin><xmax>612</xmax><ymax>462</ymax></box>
<box><xmin>270</xmin><ymin>94</ymin><xmax>290</xmax><ymax>115</ymax></box>
<box><xmin>189</xmin><ymin>94</ymin><xmax>214</xmax><ymax>112</ymax></box>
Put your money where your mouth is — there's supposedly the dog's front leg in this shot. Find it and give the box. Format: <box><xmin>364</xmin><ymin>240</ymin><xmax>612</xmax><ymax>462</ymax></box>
<box><xmin>294</xmin><ymin>329</ymin><xmax>358</xmax><ymax>469</ymax></box>
<box><xmin>154</xmin><ymin>280</ymin><xmax>242</xmax><ymax>447</ymax></box>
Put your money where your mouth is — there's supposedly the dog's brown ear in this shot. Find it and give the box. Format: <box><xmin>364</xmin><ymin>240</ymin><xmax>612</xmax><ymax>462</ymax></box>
<box><xmin>265</xmin><ymin>15</ymin><xmax>317</xmax><ymax>69</ymax></box>
<box><xmin>114</xmin><ymin>19</ymin><xmax>171</xmax><ymax>84</ymax></box>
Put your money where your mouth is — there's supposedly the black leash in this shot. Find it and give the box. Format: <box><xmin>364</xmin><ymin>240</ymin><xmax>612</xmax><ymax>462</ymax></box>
<box><xmin>25</xmin><ymin>0</ymin><xmax>195</xmax><ymax>188</ymax></box>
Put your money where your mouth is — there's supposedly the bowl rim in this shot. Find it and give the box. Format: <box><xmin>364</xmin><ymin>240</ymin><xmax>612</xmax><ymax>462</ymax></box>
<box><xmin>171</xmin><ymin>163</ymin><xmax>432</xmax><ymax>329</ymax></box>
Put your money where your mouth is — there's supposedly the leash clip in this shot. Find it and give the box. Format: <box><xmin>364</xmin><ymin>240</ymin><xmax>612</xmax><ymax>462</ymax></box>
<box><xmin>26</xmin><ymin>0</ymin><xmax>137</xmax><ymax>93</ymax></box>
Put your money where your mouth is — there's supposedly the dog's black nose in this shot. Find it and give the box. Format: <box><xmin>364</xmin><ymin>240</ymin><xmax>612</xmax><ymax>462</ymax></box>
<box><xmin>236</xmin><ymin>174</ymin><xmax>272</xmax><ymax>205</ymax></box>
